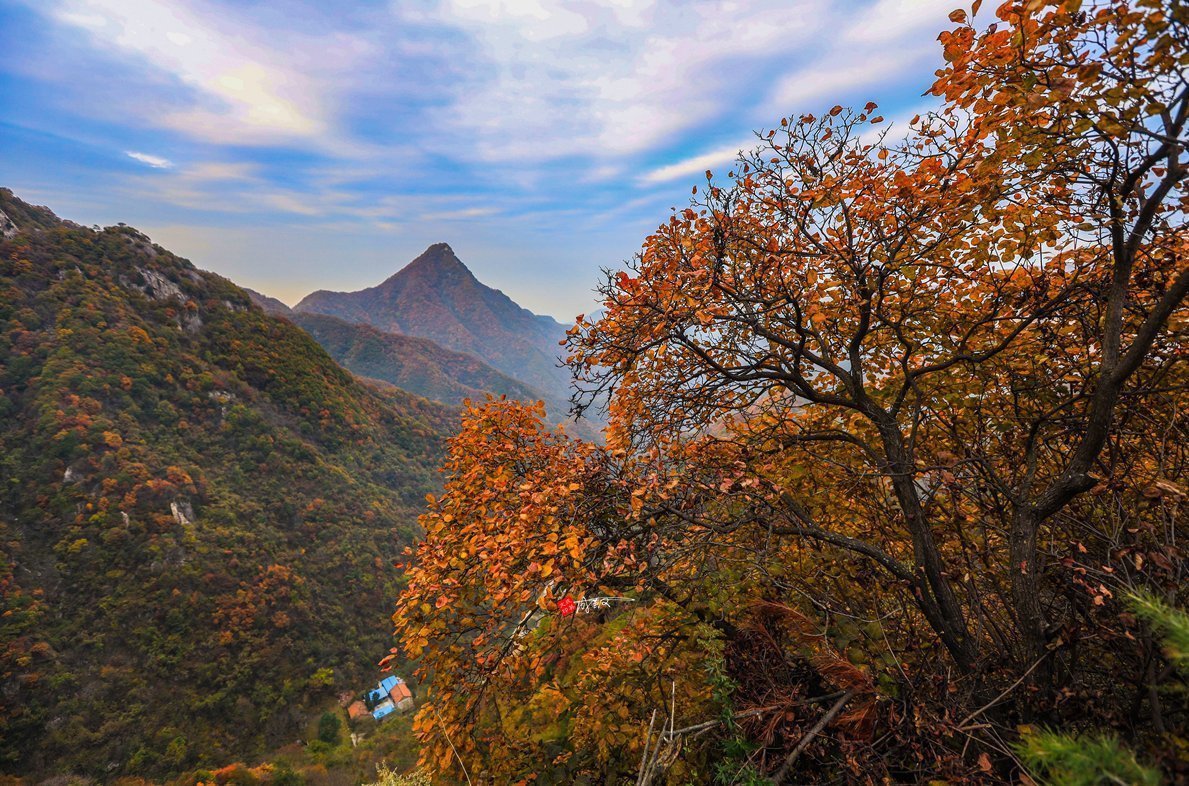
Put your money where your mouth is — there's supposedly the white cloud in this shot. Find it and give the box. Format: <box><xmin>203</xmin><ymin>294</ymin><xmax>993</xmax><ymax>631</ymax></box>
<box><xmin>126</xmin><ymin>150</ymin><xmax>174</xmax><ymax>168</ymax></box>
<box><xmin>116</xmin><ymin>159</ymin><xmax>513</xmax><ymax>225</ymax></box>
<box><xmin>46</xmin><ymin>0</ymin><xmax>353</xmax><ymax>146</ymax></box>
<box><xmin>35</xmin><ymin>0</ymin><xmax>957</xmax><ymax>176</ymax></box>
<box><xmin>261</xmin><ymin>193</ymin><xmax>323</xmax><ymax>216</ymax></box>
<box><xmin>404</xmin><ymin>0</ymin><xmax>832</xmax><ymax>163</ymax></box>
<box><xmin>25</xmin><ymin>0</ymin><xmax>962</xmax><ymax>251</ymax></box>
<box><xmin>638</xmin><ymin>139</ymin><xmax>751</xmax><ymax>185</ymax></box>
<box><xmin>844</xmin><ymin>0</ymin><xmax>960</xmax><ymax>44</ymax></box>
<box><xmin>640</xmin><ymin>2</ymin><xmax>951</xmax><ymax>186</ymax></box>
<box><xmin>434</xmin><ymin>0</ymin><xmax>591</xmax><ymax>40</ymax></box>
<box><xmin>764</xmin><ymin>47</ymin><xmax>931</xmax><ymax>116</ymax></box>
<box><xmin>421</xmin><ymin>206</ymin><xmax>501</xmax><ymax>221</ymax></box>
<box><xmin>184</xmin><ymin>161</ymin><xmax>258</xmax><ymax>182</ymax></box>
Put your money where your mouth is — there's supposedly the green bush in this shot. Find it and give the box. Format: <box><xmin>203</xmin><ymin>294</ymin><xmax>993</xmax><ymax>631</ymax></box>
<box><xmin>1016</xmin><ymin>731</ymin><xmax>1160</xmax><ymax>786</ymax></box>
<box><xmin>316</xmin><ymin>712</ymin><xmax>341</xmax><ymax>746</ymax></box>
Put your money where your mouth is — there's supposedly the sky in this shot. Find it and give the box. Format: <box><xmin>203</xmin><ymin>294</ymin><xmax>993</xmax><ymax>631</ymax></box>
<box><xmin>0</xmin><ymin>0</ymin><xmax>961</xmax><ymax>321</ymax></box>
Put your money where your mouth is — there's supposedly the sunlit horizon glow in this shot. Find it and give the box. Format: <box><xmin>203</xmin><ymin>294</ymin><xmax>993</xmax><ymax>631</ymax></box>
<box><xmin>0</xmin><ymin>0</ymin><xmax>957</xmax><ymax>320</ymax></box>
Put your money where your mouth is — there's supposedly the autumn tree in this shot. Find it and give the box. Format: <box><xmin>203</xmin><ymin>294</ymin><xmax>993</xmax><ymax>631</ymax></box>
<box><xmin>574</xmin><ymin>0</ymin><xmax>1185</xmax><ymax>683</ymax></box>
<box><xmin>395</xmin><ymin>1</ymin><xmax>1186</xmax><ymax>781</ymax></box>
<box><xmin>391</xmin><ymin>400</ymin><xmax>728</xmax><ymax>780</ymax></box>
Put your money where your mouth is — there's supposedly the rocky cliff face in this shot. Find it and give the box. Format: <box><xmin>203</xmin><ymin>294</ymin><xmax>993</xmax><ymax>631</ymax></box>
<box><xmin>0</xmin><ymin>208</ymin><xmax>17</xmax><ymax>238</ymax></box>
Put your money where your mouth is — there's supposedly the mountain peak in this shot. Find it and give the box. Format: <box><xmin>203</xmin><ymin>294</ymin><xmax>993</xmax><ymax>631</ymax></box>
<box><xmin>407</xmin><ymin>242</ymin><xmax>461</xmax><ymax>268</ymax></box>
<box><xmin>384</xmin><ymin>243</ymin><xmax>476</xmax><ymax>289</ymax></box>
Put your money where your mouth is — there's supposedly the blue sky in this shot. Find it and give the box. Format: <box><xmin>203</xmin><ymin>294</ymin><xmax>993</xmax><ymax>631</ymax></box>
<box><xmin>0</xmin><ymin>0</ymin><xmax>960</xmax><ymax>320</ymax></box>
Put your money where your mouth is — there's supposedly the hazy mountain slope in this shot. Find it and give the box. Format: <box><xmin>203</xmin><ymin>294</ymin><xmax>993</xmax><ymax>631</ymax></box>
<box><xmin>243</xmin><ymin>288</ymin><xmax>542</xmax><ymax>406</ymax></box>
<box><xmin>293</xmin><ymin>244</ymin><xmax>576</xmax><ymax>417</ymax></box>
<box><xmin>289</xmin><ymin>312</ymin><xmax>542</xmax><ymax>406</ymax></box>
<box><xmin>0</xmin><ymin>189</ymin><xmax>454</xmax><ymax>780</ymax></box>
<box><xmin>243</xmin><ymin>286</ymin><xmax>294</xmax><ymax>317</ymax></box>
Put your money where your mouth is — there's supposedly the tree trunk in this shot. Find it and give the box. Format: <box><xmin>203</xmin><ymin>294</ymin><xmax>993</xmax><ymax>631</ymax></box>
<box><xmin>872</xmin><ymin>411</ymin><xmax>976</xmax><ymax>671</ymax></box>
<box><xmin>1009</xmin><ymin>507</ymin><xmax>1047</xmax><ymax>676</ymax></box>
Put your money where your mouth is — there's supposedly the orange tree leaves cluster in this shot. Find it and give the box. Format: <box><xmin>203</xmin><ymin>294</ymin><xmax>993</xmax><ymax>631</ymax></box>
<box><xmin>394</xmin><ymin>1</ymin><xmax>1186</xmax><ymax>782</ymax></box>
<box><xmin>391</xmin><ymin>400</ymin><xmax>731</xmax><ymax>780</ymax></box>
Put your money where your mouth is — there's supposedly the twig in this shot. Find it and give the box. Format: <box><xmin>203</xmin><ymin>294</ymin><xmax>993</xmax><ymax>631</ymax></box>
<box><xmin>636</xmin><ymin>709</ymin><xmax>658</xmax><ymax>786</ymax></box>
<box><xmin>665</xmin><ymin>693</ymin><xmax>847</xmax><ymax>738</ymax></box>
<box><xmin>670</xmin><ymin>680</ymin><xmax>676</xmax><ymax>740</ymax></box>
<box><xmin>432</xmin><ymin>707</ymin><xmax>473</xmax><ymax>786</ymax></box>
<box><xmin>772</xmin><ymin>688</ymin><xmax>857</xmax><ymax>785</ymax></box>
<box><xmin>956</xmin><ymin>651</ymin><xmax>1051</xmax><ymax>730</ymax></box>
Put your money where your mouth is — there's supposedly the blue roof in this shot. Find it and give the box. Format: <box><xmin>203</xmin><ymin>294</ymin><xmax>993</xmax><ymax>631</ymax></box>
<box><xmin>380</xmin><ymin>676</ymin><xmax>399</xmax><ymax>694</ymax></box>
<box><xmin>367</xmin><ymin>688</ymin><xmax>386</xmax><ymax>705</ymax></box>
<box><xmin>373</xmin><ymin>700</ymin><xmax>395</xmax><ymax>720</ymax></box>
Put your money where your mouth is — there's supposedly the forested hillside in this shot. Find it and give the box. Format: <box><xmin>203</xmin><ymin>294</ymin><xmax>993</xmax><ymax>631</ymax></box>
<box><xmin>0</xmin><ymin>189</ymin><xmax>454</xmax><ymax>779</ymax></box>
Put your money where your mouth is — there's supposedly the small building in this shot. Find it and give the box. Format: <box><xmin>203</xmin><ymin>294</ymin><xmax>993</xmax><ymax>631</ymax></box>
<box><xmin>366</xmin><ymin>687</ymin><xmax>387</xmax><ymax>706</ymax></box>
<box><xmin>390</xmin><ymin>681</ymin><xmax>414</xmax><ymax>713</ymax></box>
<box><xmin>380</xmin><ymin>675</ymin><xmax>400</xmax><ymax>694</ymax></box>
<box><xmin>347</xmin><ymin>701</ymin><xmax>369</xmax><ymax>720</ymax></box>
<box><xmin>372</xmin><ymin>698</ymin><xmax>396</xmax><ymax>721</ymax></box>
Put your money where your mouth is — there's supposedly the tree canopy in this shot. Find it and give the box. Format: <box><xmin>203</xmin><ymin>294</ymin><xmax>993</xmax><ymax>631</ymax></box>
<box><xmin>393</xmin><ymin>1</ymin><xmax>1187</xmax><ymax>782</ymax></box>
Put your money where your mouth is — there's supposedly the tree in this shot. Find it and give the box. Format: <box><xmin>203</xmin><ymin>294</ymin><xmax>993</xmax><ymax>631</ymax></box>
<box><xmin>572</xmin><ymin>0</ymin><xmax>1185</xmax><ymax>686</ymax></box>
<box><xmin>396</xmin><ymin>1</ymin><xmax>1187</xmax><ymax>781</ymax></box>
<box><xmin>316</xmin><ymin>712</ymin><xmax>341</xmax><ymax>746</ymax></box>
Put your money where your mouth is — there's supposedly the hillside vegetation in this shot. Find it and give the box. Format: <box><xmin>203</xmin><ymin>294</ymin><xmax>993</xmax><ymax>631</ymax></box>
<box><xmin>0</xmin><ymin>189</ymin><xmax>453</xmax><ymax>779</ymax></box>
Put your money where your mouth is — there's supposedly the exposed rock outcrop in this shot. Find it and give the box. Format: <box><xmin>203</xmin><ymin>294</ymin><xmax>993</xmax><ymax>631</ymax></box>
<box><xmin>0</xmin><ymin>208</ymin><xmax>17</xmax><ymax>238</ymax></box>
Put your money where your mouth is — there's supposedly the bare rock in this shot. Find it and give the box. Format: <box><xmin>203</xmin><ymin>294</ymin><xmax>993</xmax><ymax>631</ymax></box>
<box><xmin>0</xmin><ymin>209</ymin><xmax>17</xmax><ymax>238</ymax></box>
<box><xmin>170</xmin><ymin>500</ymin><xmax>194</xmax><ymax>527</ymax></box>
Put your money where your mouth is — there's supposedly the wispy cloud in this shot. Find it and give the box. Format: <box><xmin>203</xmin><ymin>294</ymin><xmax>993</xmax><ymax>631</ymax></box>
<box><xmin>844</xmin><ymin>0</ymin><xmax>962</xmax><ymax>44</ymax></box>
<box><xmin>126</xmin><ymin>150</ymin><xmax>174</xmax><ymax>168</ymax></box>
<box><xmin>45</xmin><ymin>0</ymin><xmax>354</xmax><ymax>147</ymax></box>
<box><xmin>116</xmin><ymin>159</ymin><xmax>511</xmax><ymax>225</ymax></box>
<box><xmin>3</xmin><ymin>0</ymin><xmax>967</xmax><ymax>318</ymax></box>
<box><xmin>421</xmin><ymin>206</ymin><xmax>501</xmax><ymax>221</ymax></box>
<box><xmin>763</xmin><ymin>46</ymin><xmax>934</xmax><ymax>117</ymax></box>
<box><xmin>638</xmin><ymin>139</ymin><xmax>751</xmax><ymax>185</ymax></box>
<box><xmin>639</xmin><ymin>2</ymin><xmax>954</xmax><ymax>185</ymax></box>
<box><xmin>404</xmin><ymin>0</ymin><xmax>831</xmax><ymax>164</ymax></box>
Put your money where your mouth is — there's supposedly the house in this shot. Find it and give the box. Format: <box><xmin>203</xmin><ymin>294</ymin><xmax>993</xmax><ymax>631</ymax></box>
<box><xmin>372</xmin><ymin>698</ymin><xmax>396</xmax><ymax>720</ymax></box>
<box><xmin>353</xmin><ymin>674</ymin><xmax>415</xmax><ymax>724</ymax></box>
<box><xmin>389</xmin><ymin>681</ymin><xmax>414</xmax><ymax>713</ymax></box>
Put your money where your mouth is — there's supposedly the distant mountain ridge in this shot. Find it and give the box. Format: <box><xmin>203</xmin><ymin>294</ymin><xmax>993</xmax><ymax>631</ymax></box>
<box><xmin>247</xmin><ymin>287</ymin><xmax>543</xmax><ymax>408</ymax></box>
<box><xmin>293</xmin><ymin>312</ymin><xmax>542</xmax><ymax>405</ymax></box>
<box><xmin>294</xmin><ymin>243</ymin><xmax>578</xmax><ymax>422</ymax></box>
<box><xmin>243</xmin><ymin>286</ymin><xmax>293</xmax><ymax>317</ymax></box>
